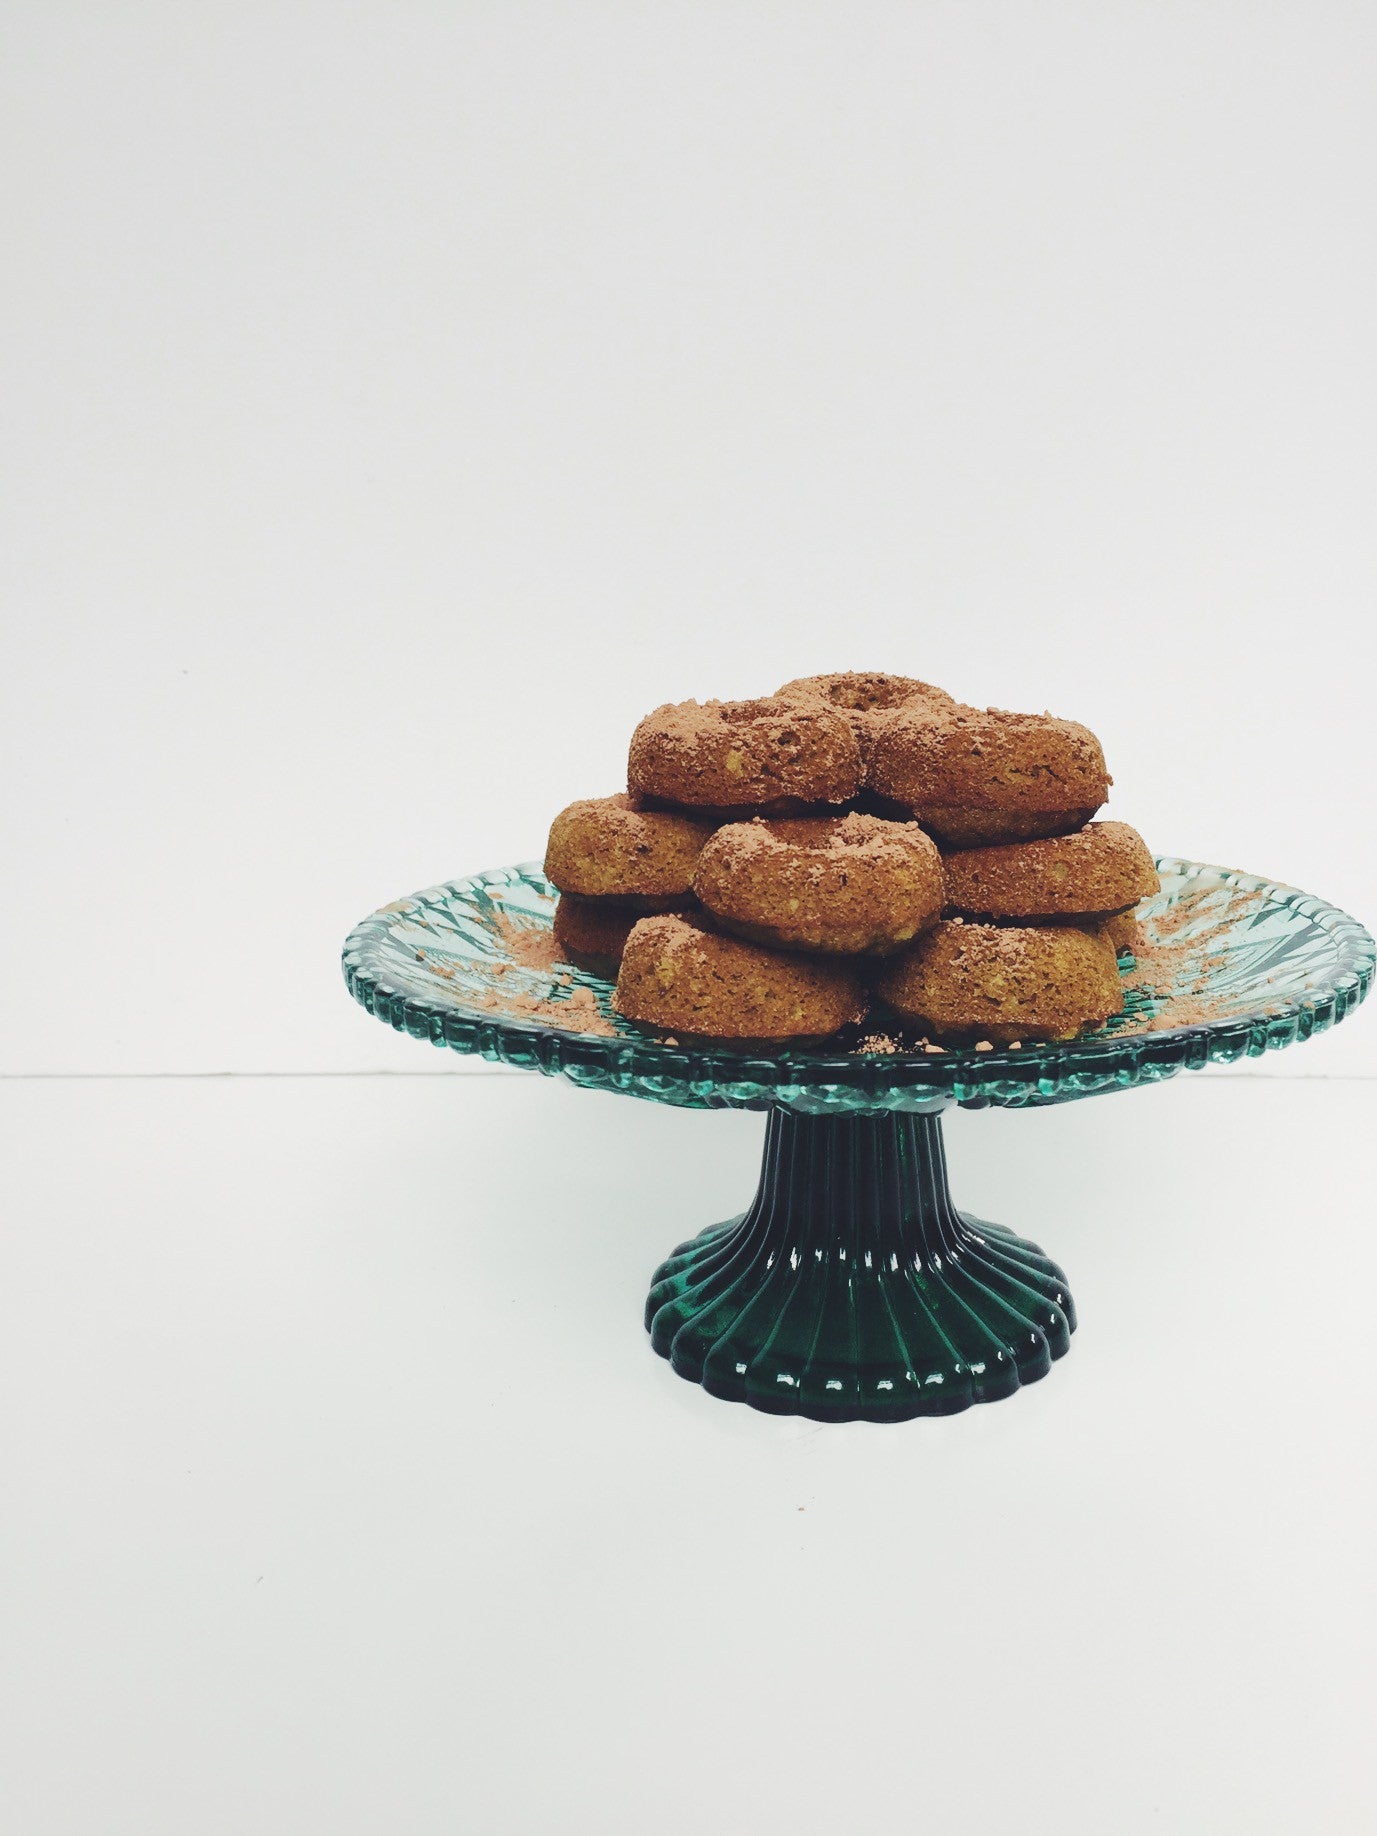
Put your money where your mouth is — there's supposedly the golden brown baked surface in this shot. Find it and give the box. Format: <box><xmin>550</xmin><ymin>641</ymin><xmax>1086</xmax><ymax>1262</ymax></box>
<box><xmin>531</xmin><ymin>673</ymin><xmax>1148</xmax><ymax>1045</ymax></box>
<box><xmin>627</xmin><ymin>698</ymin><xmax>861</xmax><ymax>814</ymax></box>
<box><xmin>552</xmin><ymin>894</ymin><xmax>651</xmax><ymax>978</ymax></box>
<box><xmin>544</xmin><ymin>793</ymin><xmax>714</xmax><ymax>902</ymax></box>
<box><xmin>875</xmin><ymin>920</ymin><xmax>1122</xmax><ymax>1044</ymax></box>
<box><xmin>867</xmin><ymin>705</ymin><xmax>1109</xmax><ymax>847</ymax></box>
<box><xmin>693</xmin><ymin>812</ymin><xmax>944</xmax><ymax>955</ymax></box>
<box><xmin>613</xmin><ymin>913</ymin><xmax>867</xmax><ymax>1040</ymax></box>
<box><xmin>943</xmin><ymin>821</ymin><xmax>1159</xmax><ymax>920</ymax></box>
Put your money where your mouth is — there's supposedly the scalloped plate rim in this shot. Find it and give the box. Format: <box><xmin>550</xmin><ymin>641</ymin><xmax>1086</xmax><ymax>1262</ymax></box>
<box><xmin>341</xmin><ymin>854</ymin><xmax>1374</xmax><ymax>1101</ymax></box>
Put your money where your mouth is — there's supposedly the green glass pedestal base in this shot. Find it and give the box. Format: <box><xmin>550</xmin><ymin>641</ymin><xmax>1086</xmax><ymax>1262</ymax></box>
<box><xmin>646</xmin><ymin>1108</ymin><xmax>1075</xmax><ymax>1423</ymax></box>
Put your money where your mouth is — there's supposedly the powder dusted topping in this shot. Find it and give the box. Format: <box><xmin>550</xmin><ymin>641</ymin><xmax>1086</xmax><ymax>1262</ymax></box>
<box><xmin>776</xmin><ymin>671</ymin><xmax>954</xmax><ymax>714</ymax></box>
<box><xmin>888</xmin><ymin>701</ymin><xmax>1106</xmax><ymax>750</ymax></box>
<box><xmin>422</xmin><ymin>944</ymin><xmax>619</xmax><ymax>1037</ymax></box>
<box><xmin>944</xmin><ymin>821</ymin><xmax>1160</xmax><ymax>919</ymax></box>
<box><xmin>867</xmin><ymin>704</ymin><xmax>1110</xmax><ymax>842</ymax></box>
<box><xmin>463</xmin><ymin>982</ymin><xmax>619</xmax><ymax>1037</ymax></box>
<box><xmin>708</xmin><ymin>810</ymin><xmax>932</xmax><ymax>869</ymax></box>
<box><xmin>614</xmin><ymin>912</ymin><xmax>867</xmax><ymax>1040</ymax></box>
<box><xmin>545</xmin><ymin>792</ymin><xmax>715</xmax><ymax>899</ymax></box>
<box><xmin>1111</xmin><ymin>888</ymin><xmax>1277</xmax><ymax>1034</ymax></box>
<box><xmin>483</xmin><ymin>672</ymin><xmax>1289</xmax><ymax>1057</ymax></box>
<box><xmin>627</xmin><ymin>698</ymin><xmax>861</xmax><ymax>812</ymax></box>
<box><xmin>492</xmin><ymin>912</ymin><xmax>565</xmax><ymax>974</ymax></box>
<box><xmin>693</xmin><ymin>812</ymin><xmax>945</xmax><ymax>955</ymax></box>
<box><xmin>876</xmin><ymin>918</ymin><xmax>1121</xmax><ymax>1044</ymax></box>
<box><xmin>774</xmin><ymin>670</ymin><xmax>955</xmax><ymax>741</ymax></box>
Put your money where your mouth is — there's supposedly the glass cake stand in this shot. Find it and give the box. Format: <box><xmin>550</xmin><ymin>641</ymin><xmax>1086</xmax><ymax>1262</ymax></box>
<box><xmin>342</xmin><ymin>859</ymin><xmax>1372</xmax><ymax>1423</ymax></box>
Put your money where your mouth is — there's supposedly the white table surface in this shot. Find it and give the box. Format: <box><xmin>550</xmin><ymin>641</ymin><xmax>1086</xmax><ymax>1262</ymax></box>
<box><xmin>2</xmin><ymin>1071</ymin><xmax>1373</xmax><ymax>1835</ymax></box>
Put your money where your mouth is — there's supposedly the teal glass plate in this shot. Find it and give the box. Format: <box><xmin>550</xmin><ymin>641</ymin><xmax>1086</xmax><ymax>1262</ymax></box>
<box><xmin>343</xmin><ymin>858</ymin><xmax>1372</xmax><ymax>1114</ymax></box>
<box><xmin>342</xmin><ymin>859</ymin><xmax>1372</xmax><ymax>1422</ymax></box>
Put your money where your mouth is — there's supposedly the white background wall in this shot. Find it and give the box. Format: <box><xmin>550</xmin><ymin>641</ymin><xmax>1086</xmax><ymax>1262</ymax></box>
<box><xmin>3</xmin><ymin>22</ymin><xmax>1375</xmax><ymax>1832</ymax></box>
<box><xmin>4</xmin><ymin>2</ymin><xmax>1374</xmax><ymax>1077</ymax></box>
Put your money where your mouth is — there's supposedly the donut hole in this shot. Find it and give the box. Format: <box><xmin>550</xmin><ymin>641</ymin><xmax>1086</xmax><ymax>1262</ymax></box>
<box><xmin>821</xmin><ymin>683</ymin><xmax>900</xmax><ymax>713</ymax></box>
<box><xmin>779</xmin><ymin>673</ymin><xmax>954</xmax><ymax>718</ymax></box>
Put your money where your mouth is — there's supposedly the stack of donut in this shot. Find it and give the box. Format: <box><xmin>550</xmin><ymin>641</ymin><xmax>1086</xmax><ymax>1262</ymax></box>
<box><xmin>542</xmin><ymin>674</ymin><xmax>1160</xmax><ymax>1047</ymax></box>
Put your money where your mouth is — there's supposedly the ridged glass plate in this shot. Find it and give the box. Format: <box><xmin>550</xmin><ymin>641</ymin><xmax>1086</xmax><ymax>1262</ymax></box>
<box><xmin>342</xmin><ymin>857</ymin><xmax>1373</xmax><ymax>1115</ymax></box>
<box><xmin>343</xmin><ymin>857</ymin><xmax>1373</xmax><ymax>1420</ymax></box>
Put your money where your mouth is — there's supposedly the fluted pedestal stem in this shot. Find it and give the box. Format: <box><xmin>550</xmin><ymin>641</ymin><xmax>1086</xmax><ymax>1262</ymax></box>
<box><xmin>646</xmin><ymin>1108</ymin><xmax>1074</xmax><ymax>1422</ymax></box>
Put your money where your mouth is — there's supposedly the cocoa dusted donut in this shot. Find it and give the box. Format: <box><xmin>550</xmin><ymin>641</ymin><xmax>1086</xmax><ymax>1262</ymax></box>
<box><xmin>613</xmin><ymin>913</ymin><xmax>866</xmax><ymax>1042</ymax></box>
<box><xmin>627</xmin><ymin>698</ymin><xmax>861</xmax><ymax>817</ymax></box>
<box><xmin>552</xmin><ymin>895</ymin><xmax>658</xmax><ymax>979</ymax></box>
<box><xmin>867</xmin><ymin>705</ymin><xmax>1110</xmax><ymax>847</ymax></box>
<box><xmin>545</xmin><ymin>793</ymin><xmax>713</xmax><ymax>906</ymax></box>
<box><xmin>693</xmin><ymin>812</ymin><xmax>944</xmax><ymax>955</ymax></box>
<box><xmin>943</xmin><ymin>822</ymin><xmax>1159</xmax><ymax>921</ymax></box>
<box><xmin>774</xmin><ymin>672</ymin><xmax>955</xmax><ymax>750</ymax></box>
<box><xmin>875</xmin><ymin>920</ymin><xmax>1123</xmax><ymax>1045</ymax></box>
<box><xmin>1099</xmin><ymin>910</ymin><xmax>1146</xmax><ymax>960</ymax></box>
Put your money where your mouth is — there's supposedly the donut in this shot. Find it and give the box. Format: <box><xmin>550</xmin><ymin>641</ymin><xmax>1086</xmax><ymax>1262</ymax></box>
<box><xmin>545</xmin><ymin>793</ymin><xmax>713</xmax><ymax>905</ymax></box>
<box><xmin>942</xmin><ymin>822</ymin><xmax>1159</xmax><ymax>921</ymax></box>
<box><xmin>553</xmin><ymin>895</ymin><xmax>651</xmax><ymax>979</ymax></box>
<box><xmin>613</xmin><ymin>913</ymin><xmax>866</xmax><ymax>1041</ymax></box>
<box><xmin>875</xmin><ymin>920</ymin><xmax>1122</xmax><ymax>1045</ymax></box>
<box><xmin>774</xmin><ymin>672</ymin><xmax>955</xmax><ymax>750</ymax></box>
<box><xmin>867</xmin><ymin>705</ymin><xmax>1109</xmax><ymax>847</ymax></box>
<box><xmin>692</xmin><ymin>812</ymin><xmax>944</xmax><ymax>955</ymax></box>
<box><xmin>627</xmin><ymin>698</ymin><xmax>860</xmax><ymax>816</ymax></box>
<box><xmin>1099</xmin><ymin>910</ymin><xmax>1146</xmax><ymax>960</ymax></box>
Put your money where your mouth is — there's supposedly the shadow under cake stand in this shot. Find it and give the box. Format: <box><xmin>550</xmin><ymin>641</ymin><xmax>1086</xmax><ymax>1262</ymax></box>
<box><xmin>342</xmin><ymin>859</ymin><xmax>1372</xmax><ymax>1424</ymax></box>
